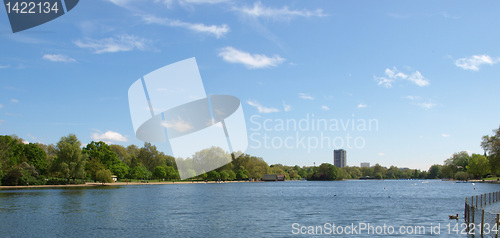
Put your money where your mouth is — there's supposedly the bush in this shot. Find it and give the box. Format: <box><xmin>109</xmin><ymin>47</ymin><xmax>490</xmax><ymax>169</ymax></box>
<box><xmin>454</xmin><ymin>171</ymin><xmax>471</xmax><ymax>181</ymax></box>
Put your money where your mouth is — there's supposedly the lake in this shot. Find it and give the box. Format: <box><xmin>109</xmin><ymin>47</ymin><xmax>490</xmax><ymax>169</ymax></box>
<box><xmin>0</xmin><ymin>180</ymin><xmax>499</xmax><ymax>237</ymax></box>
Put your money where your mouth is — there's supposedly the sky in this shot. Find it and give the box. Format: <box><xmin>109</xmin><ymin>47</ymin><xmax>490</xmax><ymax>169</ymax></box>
<box><xmin>1</xmin><ymin>0</ymin><xmax>500</xmax><ymax>170</ymax></box>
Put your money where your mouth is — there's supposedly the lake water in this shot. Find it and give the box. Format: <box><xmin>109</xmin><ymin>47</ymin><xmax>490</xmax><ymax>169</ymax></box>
<box><xmin>0</xmin><ymin>180</ymin><xmax>499</xmax><ymax>237</ymax></box>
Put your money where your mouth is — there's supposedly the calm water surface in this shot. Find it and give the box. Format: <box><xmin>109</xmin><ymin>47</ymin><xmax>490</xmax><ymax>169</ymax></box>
<box><xmin>0</xmin><ymin>180</ymin><xmax>498</xmax><ymax>237</ymax></box>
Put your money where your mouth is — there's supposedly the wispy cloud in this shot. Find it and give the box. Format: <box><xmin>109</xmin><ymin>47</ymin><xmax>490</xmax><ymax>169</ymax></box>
<box><xmin>234</xmin><ymin>1</ymin><xmax>327</xmax><ymax>20</ymax></box>
<box><xmin>283</xmin><ymin>101</ymin><xmax>291</xmax><ymax>112</ymax></box>
<box><xmin>218</xmin><ymin>47</ymin><xmax>285</xmax><ymax>69</ymax></box>
<box><xmin>298</xmin><ymin>93</ymin><xmax>314</xmax><ymax>100</ymax></box>
<box><xmin>374</xmin><ymin>67</ymin><xmax>429</xmax><ymax>87</ymax></box>
<box><xmin>403</xmin><ymin>95</ymin><xmax>421</xmax><ymax>100</ymax></box>
<box><xmin>42</xmin><ymin>54</ymin><xmax>77</xmax><ymax>63</ymax></box>
<box><xmin>321</xmin><ymin>105</ymin><xmax>330</xmax><ymax>111</ymax></box>
<box><xmin>180</xmin><ymin>0</ymin><xmax>229</xmax><ymax>4</ymax></box>
<box><xmin>357</xmin><ymin>103</ymin><xmax>367</xmax><ymax>108</ymax></box>
<box><xmin>91</xmin><ymin>130</ymin><xmax>128</xmax><ymax>142</ymax></box>
<box><xmin>404</xmin><ymin>96</ymin><xmax>437</xmax><ymax>110</ymax></box>
<box><xmin>378</xmin><ymin>152</ymin><xmax>385</xmax><ymax>156</ymax></box>
<box><xmin>74</xmin><ymin>34</ymin><xmax>153</xmax><ymax>54</ymax></box>
<box><xmin>162</xmin><ymin>118</ymin><xmax>194</xmax><ymax>132</ymax></box>
<box><xmin>141</xmin><ymin>14</ymin><xmax>229</xmax><ymax>38</ymax></box>
<box><xmin>455</xmin><ymin>55</ymin><xmax>498</xmax><ymax>71</ymax></box>
<box><xmin>0</xmin><ymin>64</ymin><xmax>10</xmax><ymax>69</ymax></box>
<box><xmin>247</xmin><ymin>100</ymin><xmax>279</xmax><ymax>113</ymax></box>
<box><xmin>10</xmin><ymin>99</ymin><xmax>18</xmax><ymax>103</ymax></box>
<box><xmin>0</xmin><ymin>104</ymin><xmax>3</xmax><ymax>109</ymax></box>
<box><xmin>442</xmin><ymin>133</ymin><xmax>450</xmax><ymax>138</ymax></box>
<box><xmin>417</xmin><ymin>102</ymin><xmax>436</xmax><ymax>110</ymax></box>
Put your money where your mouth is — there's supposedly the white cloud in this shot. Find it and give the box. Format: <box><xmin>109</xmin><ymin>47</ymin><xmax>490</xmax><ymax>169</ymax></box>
<box><xmin>74</xmin><ymin>35</ymin><xmax>153</xmax><ymax>54</ymax></box>
<box><xmin>357</xmin><ymin>103</ymin><xmax>367</xmax><ymax>108</ymax></box>
<box><xmin>407</xmin><ymin>71</ymin><xmax>429</xmax><ymax>87</ymax></box>
<box><xmin>0</xmin><ymin>64</ymin><xmax>10</xmax><ymax>69</ymax></box>
<box><xmin>247</xmin><ymin>100</ymin><xmax>279</xmax><ymax>113</ymax></box>
<box><xmin>235</xmin><ymin>1</ymin><xmax>326</xmax><ymax>20</ymax></box>
<box><xmin>0</xmin><ymin>104</ymin><xmax>3</xmax><ymax>109</ymax></box>
<box><xmin>42</xmin><ymin>54</ymin><xmax>77</xmax><ymax>63</ymax></box>
<box><xmin>374</xmin><ymin>67</ymin><xmax>429</xmax><ymax>87</ymax></box>
<box><xmin>91</xmin><ymin>130</ymin><xmax>128</xmax><ymax>142</ymax></box>
<box><xmin>455</xmin><ymin>55</ymin><xmax>498</xmax><ymax>71</ymax></box>
<box><xmin>10</xmin><ymin>99</ymin><xmax>18</xmax><ymax>103</ymax></box>
<box><xmin>321</xmin><ymin>105</ymin><xmax>330</xmax><ymax>111</ymax></box>
<box><xmin>283</xmin><ymin>101</ymin><xmax>291</xmax><ymax>112</ymax></box>
<box><xmin>298</xmin><ymin>93</ymin><xmax>314</xmax><ymax>100</ymax></box>
<box><xmin>218</xmin><ymin>47</ymin><xmax>285</xmax><ymax>69</ymax></box>
<box><xmin>141</xmin><ymin>14</ymin><xmax>229</xmax><ymax>38</ymax></box>
<box><xmin>162</xmin><ymin>118</ymin><xmax>193</xmax><ymax>132</ymax></box>
<box><xmin>442</xmin><ymin>133</ymin><xmax>450</xmax><ymax>138</ymax></box>
<box><xmin>180</xmin><ymin>0</ymin><xmax>229</xmax><ymax>4</ymax></box>
<box><xmin>403</xmin><ymin>95</ymin><xmax>421</xmax><ymax>100</ymax></box>
<box><xmin>417</xmin><ymin>102</ymin><xmax>436</xmax><ymax>109</ymax></box>
<box><xmin>378</xmin><ymin>152</ymin><xmax>385</xmax><ymax>156</ymax></box>
<box><xmin>22</xmin><ymin>140</ymin><xmax>29</xmax><ymax>144</ymax></box>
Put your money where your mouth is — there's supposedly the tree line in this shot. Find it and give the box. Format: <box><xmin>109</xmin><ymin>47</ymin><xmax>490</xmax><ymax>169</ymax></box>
<box><xmin>4</xmin><ymin>125</ymin><xmax>497</xmax><ymax>185</ymax></box>
<box><xmin>424</xmin><ymin>125</ymin><xmax>500</xmax><ymax>180</ymax></box>
<box><xmin>0</xmin><ymin>133</ymin><xmax>430</xmax><ymax>185</ymax></box>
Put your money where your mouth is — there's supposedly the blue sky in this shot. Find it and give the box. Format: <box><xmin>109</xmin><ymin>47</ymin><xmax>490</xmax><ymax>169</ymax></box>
<box><xmin>1</xmin><ymin>0</ymin><xmax>500</xmax><ymax>170</ymax></box>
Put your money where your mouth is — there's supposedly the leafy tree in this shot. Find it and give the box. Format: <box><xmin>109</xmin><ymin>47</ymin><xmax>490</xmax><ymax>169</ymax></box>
<box><xmin>445</xmin><ymin>151</ymin><xmax>470</xmax><ymax>172</ymax></box>
<box><xmin>219</xmin><ymin>170</ymin><xmax>229</xmax><ymax>180</ymax></box>
<box><xmin>467</xmin><ymin>154</ymin><xmax>490</xmax><ymax>179</ymax></box>
<box><xmin>372</xmin><ymin>164</ymin><xmax>387</xmax><ymax>178</ymax></box>
<box><xmin>137</xmin><ymin>143</ymin><xmax>175</xmax><ymax>172</ymax></box>
<box><xmin>482</xmin><ymin>126</ymin><xmax>500</xmax><ymax>175</ymax></box>
<box><xmin>96</xmin><ymin>169</ymin><xmax>113</xmax><ymax>185</ymax></box>
<box><xmin>23</xmin><ymin>143</ymin><xmax>48</xmax><ymax>174</ymax></box>
<box><xmin>236</xmin><ymin>169</ymin><xmax>248</xmax><ymax>180</ymax></box>
<box><xmin>165</xmin><ymin>166</ymin><xmax>179</xmax><ymax>180</ymax></box>
<box><xmin>83</xmin><ymin>141</ymin><xmax>129</xmax><ymax>178</ymax></box>
<box><xmin>86</xmin><ymin>158</ymin><xmax>106</xmax><ymax>182</ymax></box>
<box><xmin>441</xmin><ymin>164</ymin><xmax>456</xmax><ymax>179</ymax></box>
<box><xmin>207</xmin><ymin>171</ymin><xmax>220</xmax><ymax>181</ymax></box>
<box><xmin>131</xmin><ymin>165</ymin><xmax>151</xmax><ymax>180</ymax></box>
<box><xmin>312</xmin><ymin>163</ymin><xmax>342</xmax><ymax>180</ymax></box>
<box><xmin>454</xmin><ymin>171</ymin><xmax>470</xmax><ymax>181</ymax></box>
<box><xmin>53</xmin><ymin>134</ymin><xmax>86</xmax><ymax>181</ymax></box>
<box><xmin>361</xmin><ymin>167</ymin><xmax>374</xmax><ymax>177</ymax></box>
<box><xmin>427</xmin><ymin>164</ymin><xmax>442</xmax><ymax>179</ymax></box>
<box><xmin>153</xmin><ymin>166</ymin><xmax>167</xmax><ymax>180</ymax></box>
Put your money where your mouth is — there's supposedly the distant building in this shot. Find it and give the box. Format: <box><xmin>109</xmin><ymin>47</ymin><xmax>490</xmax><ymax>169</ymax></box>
<box><xmin>360</xmin><ymin>162</ymin><xmax>370</xmax><ymax>168</ymax></box>
<box><xmin>333</xmin><ymin>149</ymin><xmax>346</xmax><ymax>168</ymax></box>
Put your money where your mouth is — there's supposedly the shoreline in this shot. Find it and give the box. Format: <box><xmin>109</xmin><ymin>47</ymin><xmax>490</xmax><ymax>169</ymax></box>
<box><xmin>0</xmin><ymin>180</ymin><xmax>259</xmax><ymax>189</ymax></box>
<box><xmin>1</xmin><ymin>178</ymin><xmax>498</xmax><ymax>190</ymax></box>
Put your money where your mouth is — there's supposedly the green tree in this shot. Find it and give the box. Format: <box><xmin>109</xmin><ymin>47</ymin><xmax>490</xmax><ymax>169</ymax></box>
<box><xmin>219</xmin><ymin>170</ymin><xmax>229</xmax><ymax>180</ymax></box>
<box><xmin>467</xmin><ymin>154</ymin><xmax>490</xmax><ymax>179</ymax></box>
<box><xmin>427</xmin><ymin>164</ymin><xmax>442</xmax><ymax>179</ymax></box>
<box><xmin>441</xmin><ymin>164</ymin><xmax>456</xmax><ymax>179</ymax></box>
<box><xmin>446</xmin><ymin>151</ymin><xmax>470</xmax><ymax>172</ymax></box>
<box><xmin>96</xmin><ymin>169</ymin><xmax>113</xmax><ymax>185</ymax></box>
<box><xmin>131</xmin><ymin>165</ymin><xmax>151</xmax><ymax>180</ymax></box>
<box><xmin>153</xmin><ymin>166</ymin><xmax>167</xmax><ymax>181</ymax></box>
<box><xmin>482</xmin><ymin>126</ymin><xmax>500</xmax><ymax>175</ymax></box>
<box><xmin>53</xmin><ymin>134</ymin><xmax>86</xmax><ymax>181</ymax></box>
<box><xmin>85</xmin><ymin>158</ymin><xmax>106</xmax><ymax>182</ymax></box>
<box><xmin>83</xmin><ymin>141</ymin><xmax>129</xmax><ymax>178</ymax></box>
<box><xmin>207</xmin><ymin>171</ymin><xmax>220</xmax><ymax>181</ymax></box>
<box><xmin>23</xmin><ymin>143</ymin><xmax>48</xmax><ymax>174</ymax></box>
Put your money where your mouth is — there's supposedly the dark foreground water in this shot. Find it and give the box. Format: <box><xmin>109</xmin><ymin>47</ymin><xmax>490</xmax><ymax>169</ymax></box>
<box><xmin>0</xmin><ymin>180</ymin><xmax>498</xmax><ymax>237</ymax></box>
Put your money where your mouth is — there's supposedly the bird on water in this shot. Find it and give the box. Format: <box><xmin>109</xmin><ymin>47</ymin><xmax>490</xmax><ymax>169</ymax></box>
<box><xmin>449</xmin><ymin>213</ymin><xmax>459</xmax><ymax>220</ymax></box>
